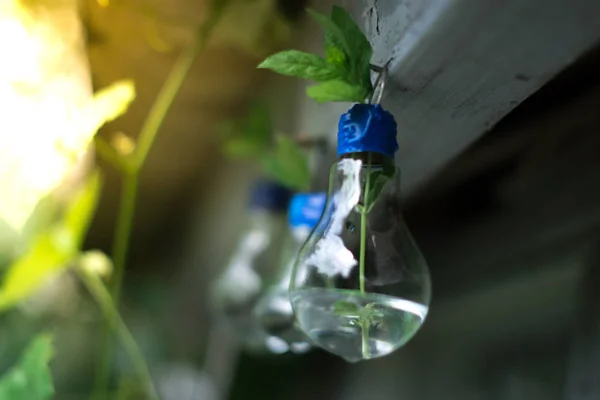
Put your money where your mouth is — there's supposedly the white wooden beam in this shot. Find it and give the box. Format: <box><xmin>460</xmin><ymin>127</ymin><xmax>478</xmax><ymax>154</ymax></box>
<box><xmin>299</xmin><ymin>0</ymin><xmax>600</xmax><ymax>195</ymax></box>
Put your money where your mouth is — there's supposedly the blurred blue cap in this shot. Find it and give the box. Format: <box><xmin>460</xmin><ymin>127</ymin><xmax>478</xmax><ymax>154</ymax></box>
<box><xmin>288</xmin><ymin>192</ymin><xmax>327</xmax><ymax>229</ymax></box>
<box><xmin>248</xmin><ymin>180</ymin><xmax>293</xmax><ymax>212</ymax></box>
<box><xmin>337</xmin><ymin>104</ymin><xmax>398</xmax><ymax>158</ymax></box>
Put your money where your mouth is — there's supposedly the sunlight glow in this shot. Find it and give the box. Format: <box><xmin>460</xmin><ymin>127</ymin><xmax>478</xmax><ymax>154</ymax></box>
<box><xmin>0</xmin><ymin>0</ymin><xmax>134</xmax><ymax>237</ymax></box>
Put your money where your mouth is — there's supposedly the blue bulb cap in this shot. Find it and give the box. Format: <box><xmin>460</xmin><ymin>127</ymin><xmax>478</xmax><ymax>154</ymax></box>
<box><xmin>288</xmin><ymin>193</ymin><xmax>327</xmax><ymax>229</ymax></box>
<box><xmin>248</xmin><ymin>180</ymin><xmax>293</xmax><ymax>212</ymax></box>
<box><xmin>337</xmin><ymin>104</ymin><xmax>398</xmax><ymax>158</ymax></box>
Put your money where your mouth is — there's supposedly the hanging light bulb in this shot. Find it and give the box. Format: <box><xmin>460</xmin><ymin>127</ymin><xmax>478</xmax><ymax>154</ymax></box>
<box><xmin>253</xmin><ymin>192</ymin><xmax>327</xmax><ymax>354</ymax></box>
<box><xmin>210</xmin><ymin>180</ymin><xmax>292</xmax><ymax>354</ymax></box>
<box><xmin>290</xmin><ymin>70</ymin><xmax>431</xmax><ymax>362</ymax></box>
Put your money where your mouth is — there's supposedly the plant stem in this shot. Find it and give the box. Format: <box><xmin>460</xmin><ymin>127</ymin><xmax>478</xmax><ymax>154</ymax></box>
<box><xmin>358</xmin><ymin>154</ymin><xmax>371</xmax><ymax>358</ymax></box>
<box><xmin>76</xmin><ymin>266</ymin><xmax>159</xmax><ymax>400</ymax></box>
<box><xmin>359</xmin><ymin>211</ymin><xmax>367</xmax><ymax>294</ymax></box>
<box><xmin>133</xmin><ymin>0</ymin><xmax>224</xmax><ymax>169</ymax></box>
<box><xmin>110</xmin><ymin>172</ymin><xmax>138</xmax><ymax>303</ymax></box>
<box><xmin>91</xmin><ymin>3</ymin><xmax>227</xmax><ymax>398</ymax></box>
<box><xmin>94</xmin><ymin>137</ymin><xmax>134</xmax><ymax>174</ymax></box>
<box><xmin>92</xmin><ymin>171</ymin><xmax>138</xmax><ymax>400</ymax></box>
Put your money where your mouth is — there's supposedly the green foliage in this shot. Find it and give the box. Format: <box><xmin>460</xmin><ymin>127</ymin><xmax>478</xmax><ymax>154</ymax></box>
<box><xmin>330</xmin><ymin>6</ymin><xmax>372</xmax><ymax>89</ymax></box>
<box><xmin>306</xmin><ymin>9</ymin><xmax>351</xmax><ymax>63</ymax></box>
<box><xmin>220</xmin><ymin>103</ymin><xmax>310</xmax><ymax>191</ymax></box>
<box><xmin>262</xmin><ymin>135</ymin><xmax>311</xmax><ymax>192</ymax></box>
<box><xmin>332</xmin><ymin>300</ymin><xmax>384</xmax><ymax>327</ymax></box>
<box><xmin>306</xmin><ymin>80</ymin><xmax>367</xmax><ymax>103</ymax></box>
<box><xmin>0</xmin><ymin>171</ymin><xmax>103</xmax><ymax>311</ymax></box>
<box><xmin>220</xmin><ymin>102</ymin><xmax>272</xmax><ymax>159</ymax></box>
<box><xmin>333</xmin><ymin>298</ymin><xmax>384</xmax><ymax>358</ymax></box>
<box><xmin>257</xmin><ymin>50</ymin><xmax>343</xmax><ymax>81</ymax></box>
<box><xmin>115</xmin><ymin>376</ymin><xmax>145</xmax><ymax>400</ymax></box>
<box><xmin>363</xmin><ymin>171</ymin><xmax>391</xmax><ymax>212</ymax></box>
<box><xmin>258</xmin><ymin>6</ymin><xmax>373</xmax><ymax>103</ymax></box>
<box><xmin>64</xmin><ymin>171</ymin><xmax>103</xmax><ymax>250</ymax></box>
<box><xmin>0</xmin><ymin>334</ymin><xmax>55</xmax><ymax>400</ymax></box>
<box><xmin>357</xmin><ymin>167</ymin><xmax>396</xmax><ymax>214</ymax></box>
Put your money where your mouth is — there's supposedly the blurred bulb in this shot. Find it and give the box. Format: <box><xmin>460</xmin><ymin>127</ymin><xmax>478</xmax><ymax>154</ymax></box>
<box><xmin>155</xmin><ymin>363</ymin><xmax>219</xmax><ymax>400</ymax></box>
<box><xmin>290</xmin><ymin>104</ymin><xmax>431</xmax><ymax>362</ymax></box>
<box><xmin>254</xmin><ymin>192</ymin><xmax>327</xmax><ymax>354</ymax></box>
<box><xmin>210</xmin><ymin>180</ymin><xmax>292</xmax><ymax>353</ymax></box>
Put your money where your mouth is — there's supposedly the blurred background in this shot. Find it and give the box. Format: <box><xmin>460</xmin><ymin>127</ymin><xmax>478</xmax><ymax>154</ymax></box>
<box><xmin>1</xmin><ymin>0</ymin><xmax>600</xmax><ymax>399</ymax></box>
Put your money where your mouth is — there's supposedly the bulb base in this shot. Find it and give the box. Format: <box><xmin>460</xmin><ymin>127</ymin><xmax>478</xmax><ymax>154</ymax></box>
<box><xmin>337</xmin><ymin>104</ymin><xmax>398</xmax><ymax>159</ymax></box>
<box><xmin>248</xmin><ymin>180</ymin><xmax>293</xmax><ymax>212</ymax></box>
<box><xmin>288</xmin><ymin>192</ymin><xmax>327</xmax><ymax>229</ymax></box>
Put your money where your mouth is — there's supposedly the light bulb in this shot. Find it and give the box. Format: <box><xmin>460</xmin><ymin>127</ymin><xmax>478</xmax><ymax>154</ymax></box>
<box><xmin>290</xmin><ymin>104</ymin><xmax>431</xmax><ymax>362</ymax></box>
<box><xmin>253</xmin><ymin>192</ymin><xmax>327</xmax><ymax>354</ymax></box>
<box><xmin>210</xmin><ymin>180</ymin><xmax>292</xmax><ymax>353</ymax></box>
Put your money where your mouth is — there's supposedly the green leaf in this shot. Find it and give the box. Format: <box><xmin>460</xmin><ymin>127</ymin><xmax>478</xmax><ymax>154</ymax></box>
<box><xmin>0</xmin><ymin>334</ymin><xmax>55</xmax><ymax>400</ymax></box>
<box><xmin>306</xmin><ymin>80</ymin><xmax>367</xmax><ymax>103</ymax></box>
<box><xmin>363</xmin><ymin>169</ymin><xmax>395</xmax><ymax>213</ymax></box>
<box><xmin>64</xmin><ymin>170</ymin><xmax>103</xmax><ymax>250</ymax></box>
<box><xmin>222</xmin><ymin>138</ymin><xmax>266</xmax><ymax>158</ymax></box>
<box><xmin>243</xmin><ymin>102</ymin><xmax>271</xmax><ymax>139</ymax></box>
<box><xmin>0</xmin><ymin>230</ymin><xmax>73</xmax><ymax>311</ymax></box>
<box><xmin>258</xmin><ymin>50</ymin><xmax>343</xmax><ymax>81</ymax></box>
<box><xmin>262</xmin><ymin>135</ymin><xmax>310</xmax><ymax>191</ymax></box>
<box><xmin>325</xmin><ymin>44</ymin><xmax>348</xmax><ymax>71</ymax></box>
<box><xmin>0</xmin><ymin>171</ymin><xmax>103</xmax><ymax>311</ymax></box>
<box><xmin>115</xmin><ymin>375</ymin><xmax>145</xmax><ymax>400</ymax></box>
<box><xmin>307</xmin><ymin>9</ymin><xmax>351</xmax><ymax>59</ymax></box>
<box><xmin>307</xmin><ymin>9</ymin><xmax>349</xmax><ymax>72</ymax></box>
<box><xmin>220</xmin><ymin>102</ymin><xmax>272</xmax><ymax>159</ymax></box>
<box><xmin>358</xmin><ymin>49</ymin><xmax>374</xmax><ymax>95</ymax></box>
<box><xmin>331</xmin><ymin>5</ymin><xmax>372</xmax><ymax>86</ymax></box>
<box><xmin>309</xmin><ymin>6</ymin><xmax>372</xmax><ymax>92</ymax></box>
<box><xmin>91</xmin><ymin>79</ymin><xmax>136</xmax><ymax>132</ymax></box>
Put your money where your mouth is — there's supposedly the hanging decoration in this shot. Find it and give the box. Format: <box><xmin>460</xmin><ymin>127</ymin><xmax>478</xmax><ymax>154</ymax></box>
<box><xmin>218</xmin><ymin>101</ymin><xmax>311</xmax><ymax>192</ymax></box>
<box><xmin>289</xmin><ymin>94</ymin><xmax>431</xmax><ymax>362</ymax></box>
<box><xmin>210</xmin><ymin>180</ymin><xmax>292</xmax><ymax>354</ymax></box>
<box><xmin>254</xmin><ymin>192</ymin><xmax>327</xmax><ymax>354</ymax></box>
<box><xmin>258</xmin><ymin>6</ymin><xmax>373</xmax><ymax>104</ymax></box>
<box><xmin>257</xmin><ymin>6</ymin><xmax>432</xmax><ymax>362</ymax></box>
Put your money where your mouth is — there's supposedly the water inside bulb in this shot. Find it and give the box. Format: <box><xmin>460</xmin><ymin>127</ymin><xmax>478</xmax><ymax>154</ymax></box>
<box><xmin>292</xmin><ymin>288</ymin><xmax>427</xmax><ymax>362</ymax></box>
<box><xmin>290</xmin><ymin>155</ymin><xmax>431</xmax><ymax>362</ymax></box>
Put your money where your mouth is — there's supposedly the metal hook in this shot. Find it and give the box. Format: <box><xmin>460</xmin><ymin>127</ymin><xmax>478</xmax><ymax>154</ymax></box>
<box><xmin>369</xmin><ymin>60</ymin><xmax>391</xmax><ymax>105</ymax></box>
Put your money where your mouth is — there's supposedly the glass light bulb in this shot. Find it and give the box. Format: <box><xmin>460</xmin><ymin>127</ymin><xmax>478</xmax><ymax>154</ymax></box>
<box><xmin>210</xmin><ymin>181</ymin><xmax>291</xmax><ymax>354</ymax></box>
<box><xmin>290</xmin><ymin>104</ymin><xmax>431</xmax><ymax>362</ymax></box>
<box><xmin>254</xmin><ymin>193</ymin><xmax>327</xmax><ymax>355</ymax></box>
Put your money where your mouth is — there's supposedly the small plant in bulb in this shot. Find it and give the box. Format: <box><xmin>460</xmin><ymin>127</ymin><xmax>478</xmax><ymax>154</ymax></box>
<box><xmin>289</xmin><ymin>105</ymin><xmax>431</xmax><ymax>362</ymax></box>
<box><xmin>259</xmin><ymin>6</ymin><xmax>431</xmax><ymax>362</ymax></box>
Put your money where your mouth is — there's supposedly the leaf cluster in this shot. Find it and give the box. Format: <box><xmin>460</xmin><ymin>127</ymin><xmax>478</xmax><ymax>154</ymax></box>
<box><xmin>258</xmin><ymin>6</ymin><xmax>373</xmax><ymax>103</ymax></box>
<box><xmin>356</xmin><ymin>166</ymin><xmax>396</xmax><ymax>215</ymax></box>
<box><xmin>218</xmin><ymin>102</ymin><xmax>310</xmax><ymax>191</ymax></box>
<box><xmin>333</xmin><ymin>300</ymin><xmax>384</xmax><ymax>327</ymax></box>
<box><xmin>0</xmin><ymin>172</ymin><xmax>107</xmax><ymax>311</ymax></box>
<box><xmin>0</xmin><ymin>334</ymin><xmax>55</xmax><ymax>400</ymax></box>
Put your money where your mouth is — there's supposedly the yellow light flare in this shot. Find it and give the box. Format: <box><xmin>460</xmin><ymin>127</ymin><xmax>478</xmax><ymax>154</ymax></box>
<box><xmin>0</xmin><ymin>0</ymin><xmax>134</xmax><ymax>243</ymax></box>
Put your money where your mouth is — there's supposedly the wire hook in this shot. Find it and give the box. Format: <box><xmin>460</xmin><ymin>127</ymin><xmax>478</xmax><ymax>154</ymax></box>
<box><xmin>369</xmin><ymin>60</ymin><xmax>391</xmax><ymax>105</ymax></box>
